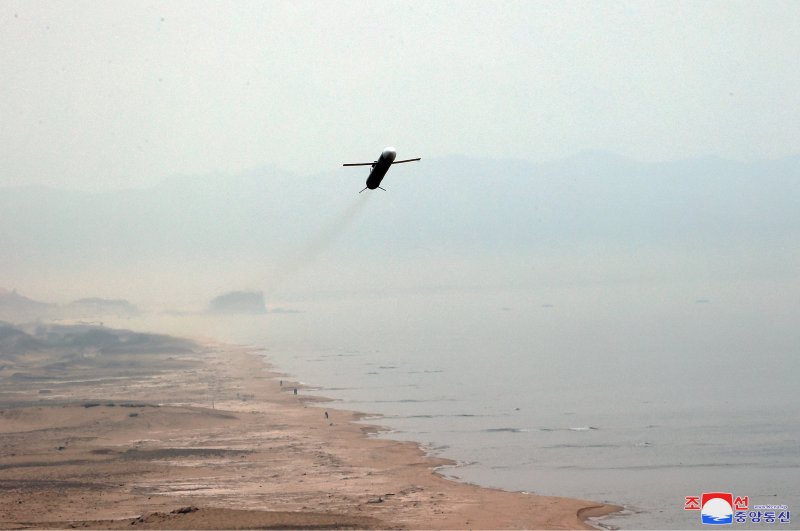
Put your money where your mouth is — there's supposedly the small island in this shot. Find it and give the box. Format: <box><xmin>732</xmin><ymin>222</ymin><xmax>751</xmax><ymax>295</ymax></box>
<box><xmin>208</xmin><ymin>291</ymin><xmax>267</xmax><ymax>315</ymax></box>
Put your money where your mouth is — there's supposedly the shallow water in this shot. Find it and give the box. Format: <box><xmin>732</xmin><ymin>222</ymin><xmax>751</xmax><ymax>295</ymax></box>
<box><xmin>127</xmin><ymin>283</ymin><xmax>799</xmax><ymax>529</ymax></box>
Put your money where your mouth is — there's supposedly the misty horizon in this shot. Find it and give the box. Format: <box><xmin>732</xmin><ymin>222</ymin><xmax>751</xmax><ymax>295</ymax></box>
<box><xmin>1</xmin><ymin>150</ymin><xmax>798</xmax><ymax>309</ymax></box>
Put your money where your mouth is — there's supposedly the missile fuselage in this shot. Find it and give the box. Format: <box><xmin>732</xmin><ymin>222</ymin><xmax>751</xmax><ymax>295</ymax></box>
<box><xmin>365</xmin><ymin>147</ymin><xmax>396</xmax><ymax>190</ymax></box>
<box><xmin>344</xmin><ymin>147</ymin><xmax>418</xmax><ymax>192</ymax></box>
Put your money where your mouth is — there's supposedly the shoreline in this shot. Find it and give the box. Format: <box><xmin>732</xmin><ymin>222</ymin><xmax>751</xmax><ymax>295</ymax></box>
<box><xmin>261</xmin><ymin>349</ymin><xmax>625</xmax><ymax>529</ymax></box>
<box><xmin>0</xmin><ymin>327</ymin><xmax>622</xmax><ymax>529</ymax></box>
<box><xmin>232</xmin><ymin>344</ymin><xmax>625</xmax><ymax>529</ymax></box>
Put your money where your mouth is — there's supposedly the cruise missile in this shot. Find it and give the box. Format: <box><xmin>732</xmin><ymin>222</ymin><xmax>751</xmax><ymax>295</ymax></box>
<box><xmin>343</xmin><ymin>147</ymin><xmax>421</xmax><ymax>192</ymax></box>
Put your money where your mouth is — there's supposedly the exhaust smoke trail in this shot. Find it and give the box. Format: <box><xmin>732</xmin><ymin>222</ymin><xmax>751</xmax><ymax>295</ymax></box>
<box><xmin>264</xmin><ymin>193</ymin><xmax>371</xmax><ymax>293</ymax></box>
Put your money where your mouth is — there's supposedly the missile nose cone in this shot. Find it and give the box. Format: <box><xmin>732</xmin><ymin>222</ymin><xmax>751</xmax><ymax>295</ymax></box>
<box><xmin>382</xmin><ymin>147</ymin><xmax>396</xmax><ymax>161</ymax></box>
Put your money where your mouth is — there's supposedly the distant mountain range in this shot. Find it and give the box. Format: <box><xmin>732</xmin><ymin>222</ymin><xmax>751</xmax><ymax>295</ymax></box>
<box><xmin>0</xmin><ymin>288</ymin><xmax>275</xmax><ymax>322</ymax></box>
<box><xmin>0</xmin><ymin>289</ymin><xmax>138</xmax><ymax>323</ymax></box>
<box><xmin>1</xmin><ymin>151</ymin><xmax>797</xmax><ymax>271</ymax></box>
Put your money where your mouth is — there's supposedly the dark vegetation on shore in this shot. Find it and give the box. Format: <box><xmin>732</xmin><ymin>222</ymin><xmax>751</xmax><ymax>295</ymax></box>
<box><xmin>0</xmin><ymin>321</ymin><xmax>198</xmax><ymax>387</ymax></box>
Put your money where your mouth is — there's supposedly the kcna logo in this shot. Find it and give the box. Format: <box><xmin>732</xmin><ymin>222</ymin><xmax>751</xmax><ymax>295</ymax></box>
<box><xmin>700</xmin><ymin>493</ymin><xmax>735</xmax><ymax>524</ymax></box>
<box><xmin>685</xmin><ymin>492</ymin><xmax>791</xmax><ymax>525</ymax></box>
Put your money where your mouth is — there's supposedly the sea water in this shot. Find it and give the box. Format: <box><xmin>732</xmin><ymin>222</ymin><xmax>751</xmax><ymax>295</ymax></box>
<box><xmin>132</xmin><ymin>282</ymin><xmax>799</xmax><ymax>529</ymax></box>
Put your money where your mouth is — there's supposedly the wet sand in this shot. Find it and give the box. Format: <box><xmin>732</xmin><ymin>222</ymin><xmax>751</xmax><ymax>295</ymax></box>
<box><xmin>0</xmin><ymin>331</ymin><xmax>621</xmax><ymax>529</ymax></box>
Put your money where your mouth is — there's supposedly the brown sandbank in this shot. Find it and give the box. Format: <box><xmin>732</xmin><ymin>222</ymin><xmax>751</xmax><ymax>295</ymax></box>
<box><xmin>0</xmin><ymin>325</ymin><xmax>621</xmax><ymax>529</ymax></box>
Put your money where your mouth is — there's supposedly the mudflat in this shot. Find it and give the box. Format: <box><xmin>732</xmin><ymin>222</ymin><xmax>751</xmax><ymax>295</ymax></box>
<box><xmin>0</xmin><ymin>324</ymin><xmax>620</xmax><ymax>529</ymax></box>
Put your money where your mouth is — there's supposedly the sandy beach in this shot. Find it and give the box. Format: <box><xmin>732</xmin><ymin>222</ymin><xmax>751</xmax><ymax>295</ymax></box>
<box><xmin>0</xmin><ymin>324</ymin><xmax>621</xmax><ymax>529</ymax></box>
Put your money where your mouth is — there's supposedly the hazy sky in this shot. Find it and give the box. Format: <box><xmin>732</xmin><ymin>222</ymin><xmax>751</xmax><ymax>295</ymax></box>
<box><xmin>2</xmin><ymin>0</ymin><xmax>800</xmax><ymax>189</ymax></box>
